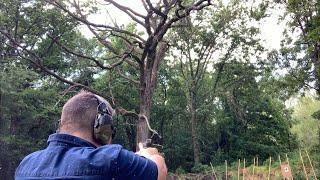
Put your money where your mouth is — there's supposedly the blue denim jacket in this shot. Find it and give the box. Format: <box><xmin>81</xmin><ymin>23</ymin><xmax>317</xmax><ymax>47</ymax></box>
<box><xmin>15</xmin><ymin>133</ymin><xmax>158</xmax><ymax>180</ymax></box>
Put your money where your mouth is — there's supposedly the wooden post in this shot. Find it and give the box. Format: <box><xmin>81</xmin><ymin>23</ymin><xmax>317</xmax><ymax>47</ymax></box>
<box><xmin>210</xmin><ymin>162</ymin><xmax>218</xmax><ymax>180</ymax></box>
<box><xmin>238</xmin><ymin>159</ymin><xmax>240</xmax><ymax>180</ymax></box>
<box><xmin>285</xmin><ymin>154</ymin><xmax>291</xmax><ymax>180</ymax></box>
<box><xmin>225</xmin><ymin>160</ymin><xmax>228</xmax><ymax>180</ymax></box>
<box><xmin>299</xmin><ymin>149</ymin><xmax>309</xmax><ymax>180</ymax></box>
<box><xmin>268</xmin><ymin>156</ymin><xmax>272</xmax><ymax>180</ymax></box>
<box><xmin>257</xmin><ymin>156</ymin><xmax>259</xmax><ymax>167</ymax></box>
<box><xmin>278</xmin><ymin>155</ymin><xmax>282</xmax><ymax>165</ymax></box>
<box><xmin>243</xmin><ymin>158</ymin><xmax>246</xmax><ymax>180</ymax></box>
<box><xmin>253</xmin><ymin>157</ymin><xmax>255</xmax><ymax>179</ymax></box>
<box><xmin>278</xmin><ymin>155</ymin><xmax>285</xmax><ymax>180</ymax></box>
<box><xmin>305</xmin><ymin>150</ymin><xmax>318</xmax><ymax>180</ymax></box>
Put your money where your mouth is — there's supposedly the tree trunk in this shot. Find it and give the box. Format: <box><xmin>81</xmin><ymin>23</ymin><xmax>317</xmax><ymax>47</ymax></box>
<box><xmin>137</xmin><ymin>94</ymin><xmax>152</xmax><ymax>150</ymax></box>
<box><xmin>136</xmin><ymin>72</ymin><xmax>152</xmax><ymax>150</ymax></box>
<box><xmin>190</xmin><ymin>86</ymin><xmax>201</xmax><ymax>164</ymax></box>
<box><xmin>136</xmin><ymin>43</ymin><xmax>167</xmax><ymax>150</ymax></box>
<box><xmin>318</xmin><ymin>125</ymin><xmax>320</xmax><ymax>146</ymax></box>
<box><xmin>125</xmin><ymin>122</ymin><xmax>136</xmax><ymax>151</ymax></box>
<box><xmin>313</xmin><ymin>44</ymin><xmax>320</xmax><ymax>95</ymax></box>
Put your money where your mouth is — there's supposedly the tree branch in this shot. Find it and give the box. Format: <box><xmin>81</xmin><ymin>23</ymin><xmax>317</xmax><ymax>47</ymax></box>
<box><xmin>145</xmin><ymin>0</ymin><xmax>166</xmax><ymax>17</ymax></box>
<box><xmin>0</xmin><ymin>28</ymin><xmax>108</xmax><ymax>99</ymax></box>
<box><xmin>170</xmin><ymin>0</ymin><xmax>211</xmax><ymax>24</ymax></box>
<box><xmin>116</xmin><ymin>107</ymin><xmax>139</xmax><ymax>118</ymax></box>
<box><xmin>48</xmin><ymin>35</ymin><xmax>109</xmax><ymax>69</ymax></box>
<box><xmin>49</xmin><ymin>0</ymin><xmax>145</xmax><ymax>43</ymax></box>
<box><xmin>116</xmin><ymin>68</ymin><xmax>140</xmax><ymax>86</ymax></box>
<box><xmin>104</xmin><ymin>0</ymin><xmax>146</xmax><ymax>27</ymax></box>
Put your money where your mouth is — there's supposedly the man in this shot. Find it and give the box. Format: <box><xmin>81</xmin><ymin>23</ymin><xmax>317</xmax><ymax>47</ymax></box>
<box><xmin>15</xmin><ymin>91</ymin><xmax>167</xmax><ymax>180</ymax></box>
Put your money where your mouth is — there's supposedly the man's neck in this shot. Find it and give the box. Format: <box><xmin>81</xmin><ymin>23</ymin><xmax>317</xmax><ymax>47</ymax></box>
<box><xmin>59</xmin><ymin>130</ymin><xmax>101</xmax><ymax>147</ymax></box>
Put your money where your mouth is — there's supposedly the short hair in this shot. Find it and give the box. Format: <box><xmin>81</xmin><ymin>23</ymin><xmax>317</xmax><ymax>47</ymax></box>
<box><xmin>60</xmin><ymin>91</ymin><xmax>99</xmax><ymax>133</ymax></box>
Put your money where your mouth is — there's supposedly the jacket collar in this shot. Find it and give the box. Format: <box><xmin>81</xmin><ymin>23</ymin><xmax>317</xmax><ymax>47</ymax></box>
<box><xmin>47</xmin><ymin>133</ymin><xmax>97</xmax><ymax>148</ymax></box>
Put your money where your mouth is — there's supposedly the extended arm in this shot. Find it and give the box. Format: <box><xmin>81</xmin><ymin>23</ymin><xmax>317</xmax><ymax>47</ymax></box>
<box><xmin>136</xmin><ymin>143</ymin><xmax>167</xmax><ymax>180</ymax></box>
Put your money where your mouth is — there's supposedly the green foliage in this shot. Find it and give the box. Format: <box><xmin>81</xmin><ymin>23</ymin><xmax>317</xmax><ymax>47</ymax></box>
<box><xmin>191</xmin><ymin>163</ymin><xmax>211</xmax><ymax>173</ymax></box>
<box><xmin>291</xmin><ymin>95</ymin><xmax>320</xmax><ymax>149</ymax></box>
<box><xmin>0</xmin><ymin>62</ymin><xmax>62</xmax><ymax>179</ymax></box>
<box><xmin>175</xmin><ymin>166</ymin><xmax>187</xmax><ymax>175</ymax></box>
<box><xmin>275</xmin><ymin>0</ymin><xmax>320</xmax><ymax>95</ymax></box>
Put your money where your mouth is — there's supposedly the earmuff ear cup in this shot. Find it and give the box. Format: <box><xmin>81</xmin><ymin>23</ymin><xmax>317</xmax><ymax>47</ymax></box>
<box><xmin>97</xmin><ymin>102</ymin><xmax>107</xmax><ymax>114</ymax></box>
<box><xmin>111</xmin><ymin>126</ymin><xmax>116</xmax><ymax>139</ymax></box>
<box><xmin>94</xmin><ymin>113</ymin><xmax>115</xmax><ymax>145</ymax></box>
<box><xmin>94</xmin><ymin>124</ymin><xmax>113</xmax><ymax>145</ymax></box>
<box><xmin>93</xmin><ymin>95</ymin><xmax>116</xmax><ymax>145</ymax></box>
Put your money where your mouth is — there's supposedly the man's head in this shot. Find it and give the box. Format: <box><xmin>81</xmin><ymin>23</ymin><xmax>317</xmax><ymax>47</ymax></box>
<box><xmin>59</xmin><ymin>91</ymin><xmax>115</xmax><ymax>146</ymax></box>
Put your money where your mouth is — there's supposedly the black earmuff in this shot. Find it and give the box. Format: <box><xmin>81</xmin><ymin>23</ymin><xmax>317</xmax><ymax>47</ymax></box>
<box><xmin>93</xmin><ymin>95</ymin><xmax>116</xmax><ymax>145</ymax></box>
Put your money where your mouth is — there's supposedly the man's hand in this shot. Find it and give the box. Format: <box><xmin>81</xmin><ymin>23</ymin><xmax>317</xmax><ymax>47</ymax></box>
<box><xmin>136</xmin><ymin>143</ymin><xmax>167</xmax><ymax>180</ymax></box>
<box><xmin>136</xmin><ymin>143</ymin><xmax>159</xmax><ymax>156</ymax></box>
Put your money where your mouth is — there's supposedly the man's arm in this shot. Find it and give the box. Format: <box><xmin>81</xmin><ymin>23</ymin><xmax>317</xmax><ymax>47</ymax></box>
<box><xmin>116</xmin><ymin>147</ymin><xmax>167</xmax><ymax>180</ymax></box>
<box><xmin>136</xmin><ymin>143</ymin><xmax>167</xmax><ymax>180</ymax></box>
<box><xmin>146</xmin><ymin>154</ymin><xmax>167</xmax><ymax>180</ymax></box>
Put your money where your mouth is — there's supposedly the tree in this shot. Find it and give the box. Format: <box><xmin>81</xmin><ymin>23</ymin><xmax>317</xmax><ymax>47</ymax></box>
<box><xmin>275</xmin><ymin>0</ymin><xmax>320</xmax><ymax>95</ymax></box>
<box><xmin>292</xmin><ymin>94</ymin><xmax>320</xmax><ymax>148</ymax></box>
<box><xmin>0</xmin><ymin>0</ymin><xmax>212</xmax><ymax>149</ymax></box>
<box><xmin>0</xmin><ymin>61</ymin><xmax>62</xmax><ymax>179</ymax></box>
<box><xmin>169</xmin><ymin>0</ymin><xmax>266</xmax><ymax>164</ymax></box>
<box><xmin>210</xmin><ymin>61</ymin><xmax>296</xmax><ymax>160</ymax></box>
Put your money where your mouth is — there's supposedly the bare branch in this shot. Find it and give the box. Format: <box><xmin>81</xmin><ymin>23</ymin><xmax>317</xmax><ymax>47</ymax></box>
<box><xmin>22</xmin><ymin>53</ymin><xmax>106</xmax><ymax>97</ymax></box>
<box><xmin>48</xmin><ymin>35</ymin><xmax>109</xmax><ymax>69</ymax></box>
<box><xmin>170</xmin><ymin>0</ymin><xmax>211</xmax><ymax>25</ymax></box>
<box><xmin>0</xmin><ymin>28</ymin><xmax>107</xmax><ymax>99</ymax></box>
<box><xmin>116</xmin><ymin>107</ymin><xmax>139</xmax><ymax>118</ymax></box>
<box><xmin>49</xmin><ymin>34</ymin><xmax>136</xmax><ymax>70</ymax></box>
<box><xmin>116</xmin><ymin>68</ymin><xmax>140</xmax><ymax>85</ymax></box>
<box><xmin>85</xmin><ymin>24</ymin><xmax>120</xmax><ymax>55</ymax></box>
<box><xmin>105</xmin><ymin>0</ymin><xmax>145</xmax><ymax>18</ymax></box>
<box><xmin>107</xmin><ymin>46</ymin><xmax>136</xmax><ymax>68</ymax></box>
<box><xmin>163</xmin><ymin>0</ymin><xmax>169</xmax><ymax>7</ymax></box>
<box><xmin>141</xmin><ymin>0</ymin><xmax>150</xmax><ymax>12</ymax></box>
<box><xmin>49</xmin><ymin>0</ymin><xmax>145</xmax><ymax>43</ymax></box>
<box><xmin>124</xmin><ymin>58</ymin><xmax>140</xmax><ymax>69</ymax></box>
<box><xmin>104</xmin><ymin>0</ymin><xmax>146</xmax><ymax>26</ymax></box>
<box><xmin>145</xmin><ymin>0</ymin><xmax>166</xmax><ymax>17</ymax></box>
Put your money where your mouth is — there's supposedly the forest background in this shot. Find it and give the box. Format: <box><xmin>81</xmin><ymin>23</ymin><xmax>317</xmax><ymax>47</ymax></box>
<box><xmin>0</xmin><ymin>0</ymin><xmax>319</xmax><ymax>179</ymax></box>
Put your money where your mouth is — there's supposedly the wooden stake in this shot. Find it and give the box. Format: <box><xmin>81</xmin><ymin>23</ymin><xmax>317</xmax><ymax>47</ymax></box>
<box><xmin>299</xmin><ymin>149</ymin><xmax>309</xmax><ymax>180</ymax></box>
<box><xmin>285</xmin><ymin>154</ymin><xmax>292</xmax><ymax>180</ymax></box>
<box><xmin>268</xmin><ymin>156</ymin><xmax>271</xmax><ymax>180</ymax></box>
<box><xmin>278</xmin><ymin>155</ymin><xmax>282</xmax><ymax>165</ymax></box>
<box><xmin>279</xmin><ymin>155</ymin><xmax>285</xmax><ymax>180</ymax></box>
<box><xmin>253</xmin><ymin>157</ymin><xmax>255</xmax><ymax>178</ymax></box>
<box><xmin>305</xmin><ymin>150</ymin><xmax>318</xmax><ymax>180</ymax></box>
<box><xmin>210</xmin><ymin>162</ymin><xmax>218</xmax><ymax>180</ymax></box>
<box><xmin>243</xmin><ymin>158</ymin><xmax>246</xmax><ymax>180</ymax></box>
<box><xmin>225</xmin><ymin>160</ymin><xmax>228</xmax><ymax>180</ymax></box>
<box><xmin>238</xmin><ymin>159</ymin><xmax>240</xmax><ymax>180</ymax></box>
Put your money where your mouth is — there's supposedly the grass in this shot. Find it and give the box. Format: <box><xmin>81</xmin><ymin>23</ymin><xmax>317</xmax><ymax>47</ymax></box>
<box><xmin>169</xmin><ymin>148</ymin><xmax>320</xmax><ymax>180</ymax></box>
